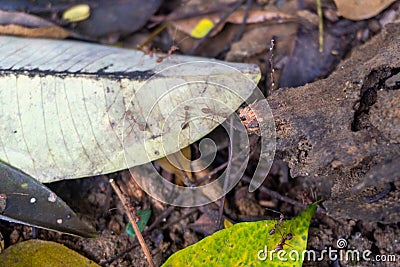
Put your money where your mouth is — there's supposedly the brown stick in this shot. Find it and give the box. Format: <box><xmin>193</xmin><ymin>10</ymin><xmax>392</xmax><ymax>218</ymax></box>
<box><xmin>109</xmin><ymin>179</ymin><xmax>155</xmax><ymax>267</ymax></box>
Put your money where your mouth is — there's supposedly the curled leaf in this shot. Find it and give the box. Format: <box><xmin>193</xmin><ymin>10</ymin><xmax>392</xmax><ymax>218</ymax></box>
<box><xmin>0</xmin><ymin>161</ymin><xmax>97</xmax><ymax>237</ymax></box>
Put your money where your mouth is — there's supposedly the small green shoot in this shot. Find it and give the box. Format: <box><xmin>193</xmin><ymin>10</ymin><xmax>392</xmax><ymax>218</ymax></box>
<box><xmin>126</xmin><ymin>209</ymin><xmax>152</xmax><ymax>237</ymax></box>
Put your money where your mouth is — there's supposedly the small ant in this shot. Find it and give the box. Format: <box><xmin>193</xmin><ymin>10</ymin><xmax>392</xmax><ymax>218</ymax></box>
<box><xmin>139</xmin><ymin>45</ymin><xmax>154</xmax><ymax>58</ymax></box>
<box><xmin>273</xmin><ymin>232</ymin><xmax>294</xmax><ymax>253</ymax></box>
<box><xmin>180</xmin><ymin>105</ymin><xmax>190</xmax><ymax>130</ymax></box>
<box><xmin>156</xmin><ymin>45</ymin><xmax>179</xmax><ymax>63</ymax></box>
<box><xmin>201</xmin><ymin>107</ymin><xmax>228</xmax><ymax>119</ymax></box>
<box><xmin>156</xmin><ymin>27</ymin><xmax>189</xmax><ymax>63</ymax></box>
<box><xmin>269</xmin><ymin>213</ymin><xmax>284</xmax><ymax>235</ymax></box>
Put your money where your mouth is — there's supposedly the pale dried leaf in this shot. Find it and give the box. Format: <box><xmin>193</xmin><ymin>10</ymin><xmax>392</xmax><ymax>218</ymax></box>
<box><xmin>0</xmin><ymin>36</ymin><xmax>260</xmax><ymax>183</ymax></box>
<box><xmin>334</xmin><ymin>0</ymin><xmax>396</xmax><ymax>20</ymax></box>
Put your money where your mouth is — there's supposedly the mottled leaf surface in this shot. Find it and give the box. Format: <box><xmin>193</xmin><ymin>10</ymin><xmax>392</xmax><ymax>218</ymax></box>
<box><xmin>163</xmin><ymin>205</ymin><xmax>317</xmax><ymax>267</ymax></box>
<box><xmin>0</xmin><ymin>240</ymin><xmax>100</xmax><ymax>266</ymax></box>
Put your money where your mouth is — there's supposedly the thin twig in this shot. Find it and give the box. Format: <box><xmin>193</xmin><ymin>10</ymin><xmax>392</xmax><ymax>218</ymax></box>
<box><xmin>269</xmin><ymin>39</ymin><xmax>275</xmax><ymax>92</ymax></box>
<box><xmin>243</xmin><ymin>176</ymin><xmax>305</xmax><ymax>208</ymax></box>
<box><xmin>109</xmin><ymin>179</ymin><xmax>155</xmax><ymax>267</ymax></box>
<box><xmin>147</xmin><ymin>205</ymin><xmax>175</xmax><ymax>232</ymax></box>
<box><xmin>100</xmin><ymin>206</ymin><xmax>197</xmax><ymax>266</ymax></box>
<box><xmin>216</xmin><ymin>116</ymin><xmax>234</xmax><ymax>228</ymax></box>
<box><xmin>316</xmin><ymin>0</ymin><xmax>324</xmax><ymax>52</ymax></box>
<box><xmin>242</xmin><ymin>176</ymin><xmax>327</xmax><ymax>214</ymax></box>
<box><xmin>233</xmin><ymin>0</ymin><xmax>252</xmax><ymax>42</ymax></box>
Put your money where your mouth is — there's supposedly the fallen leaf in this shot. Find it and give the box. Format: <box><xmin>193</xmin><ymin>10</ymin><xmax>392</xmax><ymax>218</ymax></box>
<box><xmin>0</xmin><ymin>10</ymin><xmax>71</xmax><ymax>39</ymax></box>
<box><xmin>156</xmin><ymin>146</ymin><xmax>193</xmax><ymax>185</ymax></box>
<box><xmin>170</xmin><ymin>9</ymin><xmax>295</xmax><ymax>39</ymax></box>
<box><xmin>0</xmin><ymin>24</ymin><xmax>70</xmax><ymax>39</ymax></box>
<box><xmin>333</xmin><ymin>0</ymin><xmax>396</xmax><ymax>20</ymax></box>
<box><xmin>0</xmin><ymin>240</ymin><xmax>100</xmax><ymax>267</ymax></box>
<box><xmin>223</xmin><ymin>218</ymin><xmax>233</xmax><ymax>228</ymax></box>
<box><xmin>62</xmin><ymin>4</ymin><xmax>91</xmax><ymax>23</ymax></box>
<box><xmin>0</xmin><ymin>161</ymin><xmax>97</xmax><ymax>237</ymax></box>
<box><xmin>188</xmin><ymin>213</ymin><xmax>218</xmax><ymax>236</ymax></box>
<box><xmin>0</xmin><ymin>36</ymin><xmax>260</xmax><ymax>183</ymax></box>
<box><xmin>163</xmin><ymin>205</ymin><xmax>317</xmax><ymax>266</ymax></box>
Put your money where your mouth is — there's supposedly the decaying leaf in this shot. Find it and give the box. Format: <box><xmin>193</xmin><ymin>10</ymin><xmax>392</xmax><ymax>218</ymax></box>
<box><xmin>333</xmin><ymin>0</ymin><xmax>396</xmax><ymax>20</ymax></box>
<box><xmin>156</xmin><ymin>146</ymin><xmax>193</xmax><ymax>184</ymax></box>
<box><xmin>0</xmin><ymin>24</ymin><xmax>70</xmax><ymax>39</ymax></box>
<box><xmin>0</xmin><ymin>36</ymin><xmax>260</xmax><ymax>183</ymax></box>
<box><xmin>170</xmin><ymin>9</ymin><xmax>295</xmax><ymax>39</ymax></box>
<box><xmin>0</xmin><ymin>161</ymin><xmax>97</xmax><ymax>237</ymax></box>
<box><xmin>0</xmin><ymin>10</ymin><xmax>71</xmax><ymax>39</ymax></box>
<box><xmin>0</xmin><ymin>240</ymin><xmax>100</xmax><ymax>266</ymax></box>
<box><xmin>163</xmin><ymin>205</ymin><xmax>317</xmax><ymax>266</ymax></box>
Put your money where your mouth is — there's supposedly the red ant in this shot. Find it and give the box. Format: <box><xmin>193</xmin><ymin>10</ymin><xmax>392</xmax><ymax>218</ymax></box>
<box><xmin>269</xmin><ymin>213</ymin><xmax>284</xmax><ymax>235</ymax></box>
<box><xmin>201</xmin><ymin>107</ymin><xmax>229</xmax><ymax>119</ymax></box>
<box><xmin>180</xmin><ymin>105</ymin><xmax>190</xmax><ymax>130</ymax></box>
<box><xmin>156</xmin><ymin>45</ymin><xmax>179</xmax><ymax>63</ymax></box>
<box><xmin>139</xmin><ymin>45</ymin><xmax>154</xmax><ymax>58</ymax></box>
<box><xmin>273</xmin><ymin>232</ymin><xmax>294</xmax><ymax>253</ymax></box>
<box><xmin>156</xmin><ymin>27</ymin><xmax>189</xmax><ymax>63</ymax></box>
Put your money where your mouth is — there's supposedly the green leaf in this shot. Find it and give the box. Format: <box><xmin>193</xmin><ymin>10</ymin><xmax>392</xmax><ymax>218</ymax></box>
<box><xmin>163</xmin><ymin>205</ymin><xmax>317</xmax><ymax>267</ymax></box>
<box><xmin>0</xmin><ymin>36</ymin><xmax>260</xmax><ymax>183</ymax></box>
<box><xmin>0</xmin><ymin>160</ymin><xmax>97</xmax><ymax>237</ymax></box>
<box><xmin>126</xmin><ymin>209</ymin><xmax>151</xmax><ymax>237</ymax></box>
<box><xmin>0</xmin><ymin>240</ymin><xmax>100</xmax><ymax>266</ymax></box>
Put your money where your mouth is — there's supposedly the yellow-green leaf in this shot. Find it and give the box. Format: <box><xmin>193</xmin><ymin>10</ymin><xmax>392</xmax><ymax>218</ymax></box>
<box><xmin>163</xmin><ymin>205</ymin><xmax>317</xmax><ymax>267</ymax></box>
<box><xmin>62</xmin><ymin>4</ymin><xmax>91</xmax><ymax>22</ymax></box>
<box><xmin>0</xmin><ymin>240</ymin><xmax>100</xmax><ymax>266</ymax></box>
<box><xmin>190</xmin><ymin>19</ymin><xmax>214</xmax><ymax>38</ymax></box>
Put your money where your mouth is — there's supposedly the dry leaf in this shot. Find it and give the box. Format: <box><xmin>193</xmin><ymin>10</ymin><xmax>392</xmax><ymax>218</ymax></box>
<box><xmin>0</xmin><ymin>25</ymin><xmax>70</xmax><ymax>39</ymax></box>
<box><xmin>0</xmin><ymin>10</ymin><xmax>71</xmax><ymax>39</ymax></box>
<box><xmin>156</xmin><ymin>146</ymin><xmax>193</xmax><ymax>184</ymax></box>
<box><xmin>170</xmin><ymin>9</ymin><xmax>295</xmax><ymax>39</ymax></box>
<box><xmin>0</xmin><ymin>36</ymin><xmax>260</xmax><ymax>183</ymax></box>
<box><xmin>334</xmin><ymin>0</ymin><xmax>396</xmax><ymax>20</ymax></box>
